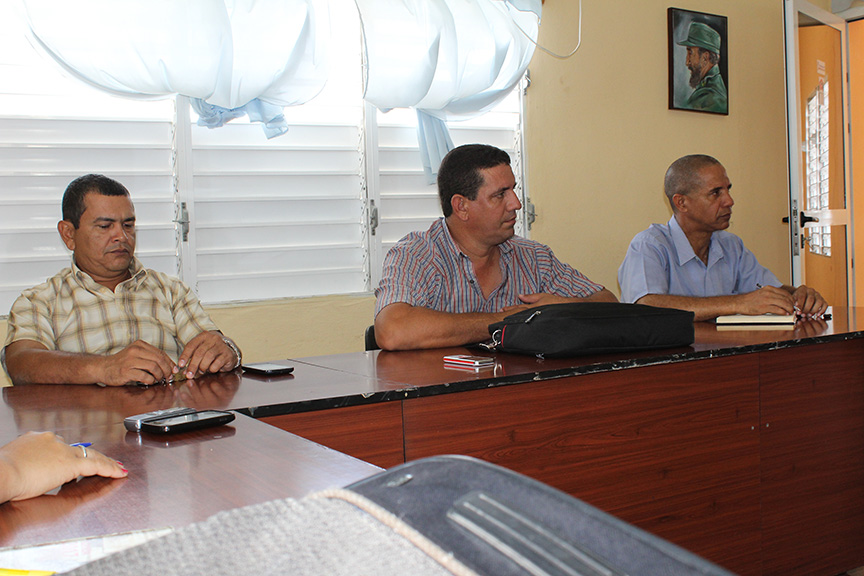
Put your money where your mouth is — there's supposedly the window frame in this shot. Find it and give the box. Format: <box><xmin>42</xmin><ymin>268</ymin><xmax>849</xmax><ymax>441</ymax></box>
<box><xmin>0</xmin><ymin>4</ymin><xmax>529</xmax><ymax>314</ymax></box>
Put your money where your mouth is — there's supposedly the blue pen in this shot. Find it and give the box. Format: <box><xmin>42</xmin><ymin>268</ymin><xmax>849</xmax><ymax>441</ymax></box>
<box><xmin>70</xmin><ymin>442</ymin><xmax>92</xmax><ymax>448</ymax></box>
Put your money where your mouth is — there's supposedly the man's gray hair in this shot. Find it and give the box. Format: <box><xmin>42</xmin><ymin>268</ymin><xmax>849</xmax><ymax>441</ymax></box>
<box><xmin>664</xmin><ymin>154</ymin><xmax>722</xmax><ymax>211</ymax></box>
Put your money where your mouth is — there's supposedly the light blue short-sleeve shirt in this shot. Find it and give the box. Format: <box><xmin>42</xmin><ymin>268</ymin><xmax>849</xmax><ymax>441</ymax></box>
<box><xmin>618</xmin><ymin>216</ymin><xmax>781</xmax><ymax>304</ymax></box>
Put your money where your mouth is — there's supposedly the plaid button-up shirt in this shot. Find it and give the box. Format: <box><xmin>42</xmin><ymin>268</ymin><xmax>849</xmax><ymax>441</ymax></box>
<box><xmin>5</xmin><ymin>258</ymin><xmax>219</xmax><ymax>363</ymax></box>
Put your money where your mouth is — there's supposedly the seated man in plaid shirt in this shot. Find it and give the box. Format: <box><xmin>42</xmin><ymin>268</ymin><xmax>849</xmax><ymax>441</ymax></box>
<box><xmin>3</xmin><ymin>174</ymin><xmax>241</xmax><ymax>386</ymax></box>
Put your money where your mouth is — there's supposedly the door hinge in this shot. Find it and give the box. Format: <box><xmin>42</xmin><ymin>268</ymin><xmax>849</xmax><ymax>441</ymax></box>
<box><xmin>174</xmin><ymin>202</ymin><xmax>190</xmax><ymax>242</ymax></box>
<box><xmin>369</xmin><ymin>199</ymin><xmax>379</xmax><ymax>236</ymax></box>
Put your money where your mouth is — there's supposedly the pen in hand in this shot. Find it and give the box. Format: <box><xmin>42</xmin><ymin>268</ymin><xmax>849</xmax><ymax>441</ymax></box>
<box><xmin>756</xmin><ymin>283</ymin><xmax>802</xmax><ymax>316</ymax></box>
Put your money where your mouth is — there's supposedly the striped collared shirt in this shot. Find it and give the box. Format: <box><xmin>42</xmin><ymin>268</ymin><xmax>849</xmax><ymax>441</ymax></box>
<box><xmin>4</xmin><ymin>258</ymin><xmax>219</xmax><ymax>363</ymax></box>
<box><xmin>375</xmin><ymin>218</ymin><xmax>603</xmax><ymax>316</ymax></box>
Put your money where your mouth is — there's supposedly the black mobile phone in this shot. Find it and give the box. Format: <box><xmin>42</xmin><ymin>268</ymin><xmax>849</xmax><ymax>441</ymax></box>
<box><xmin>241</xmin><ymin>362</ymin><xmax>295</xmax><ymax>376</ymax></box>
<box><xmin>139</xmin><ymin>409</ymin><xmax>236</xmax><ymax>434</ymax></box>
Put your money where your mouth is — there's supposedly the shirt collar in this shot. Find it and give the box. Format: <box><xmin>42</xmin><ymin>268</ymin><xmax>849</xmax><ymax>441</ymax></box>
<box><xmin>440</xmin><ymin>217</ymin><xmax>513</xmax><ymax>259</ymax></box>
<box><xmin>668</xmin><ymin>216</ymin><xmax>723</xmax><ymax>268</ymax></box>
<box><xmin>668</xmin><ymin>216</ymin><xmax>698</xmax><ymax>266</ymax></box>
<box><xmin>70</xmin><ymin>256</ymin><xmax>147</xmax><ymax>291</ymax></box>
<box><xmin>439</xmin><ymin>218</ymin><xmax>461</xmax><ymax>256</ymax></box>
<box><xmin>125</xmin><ymin>258</ymin><xmax>147</xmax><ymax>287</ymax></box>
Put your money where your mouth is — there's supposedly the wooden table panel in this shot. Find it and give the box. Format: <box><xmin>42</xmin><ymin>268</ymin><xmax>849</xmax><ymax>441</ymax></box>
<box><xmin>403</xmin><ymin>355</ymin><xmax>762</xmax><ymax>575</ymax></box>
<box><xmin>261</xmin><ymin>401</ymin><xmax>404</xmax><ymax>468</ymax></box>
<box><xmin>759</xmin><ymin>340</ymin><xmax>864</xmax><ymax>576</ymax></box>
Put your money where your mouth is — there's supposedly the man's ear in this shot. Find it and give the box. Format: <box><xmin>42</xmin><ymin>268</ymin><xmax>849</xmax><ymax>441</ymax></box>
<box><xmin>57</xmin><ymin>220</ymin><xmax>76</xmax><ymax>251</ymax></box>
<box><xmin>450</xmin><ymin>194</ymin><xmax>470</xmax><ymax>221</ymax></box>
<box><xmin>672</xmin><ymin>193</ymin><xmax>688</xmax><ymax>213</ymax></box>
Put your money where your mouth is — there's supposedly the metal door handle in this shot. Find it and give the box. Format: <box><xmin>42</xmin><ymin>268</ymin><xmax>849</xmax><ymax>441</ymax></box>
<box><xmin>800</xmin><ymin>212</ymin><xmax>819</xmax><ymax>226</ymax></box>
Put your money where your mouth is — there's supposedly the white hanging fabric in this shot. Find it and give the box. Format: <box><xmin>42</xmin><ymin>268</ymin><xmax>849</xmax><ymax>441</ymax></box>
<box><xmin>356</xmin><ymin>0</ymin><xmax>541</xmax><ymax>180</ymax></box>
<box><xmin>20</xmin><ymin>0</ymin><xmax>539</xmax><ymax>160</ymax></box>
<box><xmin>22</xmin><ymin>0</ymin><xmax>329</xmax><ymax>137</ymax></box>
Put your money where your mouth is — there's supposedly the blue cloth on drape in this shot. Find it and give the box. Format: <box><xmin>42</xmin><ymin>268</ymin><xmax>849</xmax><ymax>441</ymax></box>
<box><xmin>417</xmin><ymin>111</ymin><xmax>454</xmax><ymax>184</ymax></box>
<box><xmin>192</xmin><ymin>98</ymin><xmax>289</xmax><ymax>139</ymax></box>
<box><xmin>356</xmin><ymin>0</ymin><xmax>540</xmax><ymax>177</ymax></box>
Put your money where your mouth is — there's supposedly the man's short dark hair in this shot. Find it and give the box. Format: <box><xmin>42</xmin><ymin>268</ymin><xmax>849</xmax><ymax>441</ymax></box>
<box><xmin>437</xmin><ymin>144</ymin><xmax>512</xmax><ymax>217</ymax></box>
<box><xmin>664</xmin><ymin>154</ymin><xmax>722</xmax><ymax>211</ymax></box>
<box><xmin>62</xmin><ymin>174</ymin><xmax>130</xmax><ymax>228</ymax></box>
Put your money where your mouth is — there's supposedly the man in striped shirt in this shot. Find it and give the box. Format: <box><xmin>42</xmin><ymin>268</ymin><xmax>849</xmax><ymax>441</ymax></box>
<box><xmin>374</xmin><ymin>144</ymin><xmax>616</xmax><ymax>350</ymax></box>
<box><xmin>3</xmin><ymin>174</ymin><xmax>241</xmax><ymax>386</ymax></box>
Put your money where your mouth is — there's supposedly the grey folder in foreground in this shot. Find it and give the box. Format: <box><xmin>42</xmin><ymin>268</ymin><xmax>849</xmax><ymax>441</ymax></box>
<box><xmin>66</xmin><ymin>455</ymin><xmax>735</xmax><ymax>576</ymax></box>
<box><xmin>349</xmin><ymin>455</ymin><xmax>735</xmax><ymax>576</ymax></box>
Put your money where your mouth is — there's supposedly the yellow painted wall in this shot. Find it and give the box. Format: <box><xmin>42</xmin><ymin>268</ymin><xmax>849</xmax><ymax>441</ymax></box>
<box><xmin>0</xmin><ymin>0</ymin><xmax>795</xmax><ymax>386</ymax></box>
<box><xmin>204</xmin><ymin>294</ymin><xmax>376</xmax><ymax>361</ymax></box>
<box><xmin>526</xmin><ymin>1</ymin><xmax>791</xmax><ymax>293</ymax></box>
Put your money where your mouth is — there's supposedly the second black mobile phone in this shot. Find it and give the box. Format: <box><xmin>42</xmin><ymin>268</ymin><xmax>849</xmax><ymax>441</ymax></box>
<box><xmin>139</xmin><ymin>410</ymin><xmax>236</xmax><ymax>434</ymax></box>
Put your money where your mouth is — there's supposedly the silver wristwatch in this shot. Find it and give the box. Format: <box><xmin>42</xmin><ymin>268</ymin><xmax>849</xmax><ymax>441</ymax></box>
<box><xmin>221</xmin><ymin>336</ymin><xmax>242</xmax><ymax>370</ymax></box>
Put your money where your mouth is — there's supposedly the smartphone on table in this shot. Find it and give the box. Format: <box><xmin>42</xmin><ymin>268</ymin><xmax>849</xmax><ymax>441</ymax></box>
<box><xmin>138</xmin><ymin>410</ymin><xmax>236</xmax><ymax>434</ymax></box>
<box><xmin>241</xmin><ymin>362</ymin><xmax>295</xmax><ymax>376</ymax></box>
<box><xmin>124</xmin><ymin>407</ymin><xmax>197</xmax><ymax>432</ymax></box>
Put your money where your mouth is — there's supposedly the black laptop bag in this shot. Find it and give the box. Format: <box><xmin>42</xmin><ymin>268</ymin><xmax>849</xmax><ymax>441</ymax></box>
<box><xmin>487</xmin><ymin>302</ymin><xmax>695</xmax><ymax>357</ymax></box>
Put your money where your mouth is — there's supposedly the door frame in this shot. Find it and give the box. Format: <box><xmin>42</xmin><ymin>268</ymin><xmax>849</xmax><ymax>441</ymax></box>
<box><xmin>784</xmin><ymin>0</ymin><xmax>854</xmax><ymax>304</ymax></box>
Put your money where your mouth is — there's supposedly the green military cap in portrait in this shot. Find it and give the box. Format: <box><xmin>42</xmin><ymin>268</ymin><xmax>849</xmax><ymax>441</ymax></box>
<box><xmin>677</xmin><ymin>22</ymin><xmax>721</xmax><ymax>54</ymax></box>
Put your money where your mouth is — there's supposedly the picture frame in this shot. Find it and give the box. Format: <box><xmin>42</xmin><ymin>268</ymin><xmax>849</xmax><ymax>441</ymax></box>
<box><xmin>668</xmin><ymin>8</ymin><xmax>728</xmax><ymax>115</ymax></box>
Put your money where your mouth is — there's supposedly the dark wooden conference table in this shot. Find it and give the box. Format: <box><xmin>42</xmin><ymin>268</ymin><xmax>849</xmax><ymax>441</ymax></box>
<box><xmin>2</xmin><ymin>308</ymin><xmax>863</xmax><ymax>576</ymax></box>
<box><xmin>0</xmin><ymin>387</ymin><xmax>381</xmax><ymax>552</ymax></box>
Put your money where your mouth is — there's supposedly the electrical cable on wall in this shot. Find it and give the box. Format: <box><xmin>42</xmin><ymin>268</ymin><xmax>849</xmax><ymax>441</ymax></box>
<box><xmin>507</xmin><ymin>0</ymin><xmax>582</xmax><ymax>59</ymax></box>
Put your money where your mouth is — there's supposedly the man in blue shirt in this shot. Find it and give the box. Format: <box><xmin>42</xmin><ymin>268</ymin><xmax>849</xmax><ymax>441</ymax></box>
<box><xmin>618</xmin><ymin>154</ymin><xmax>827</xmax><ymax>321</ymax></box>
